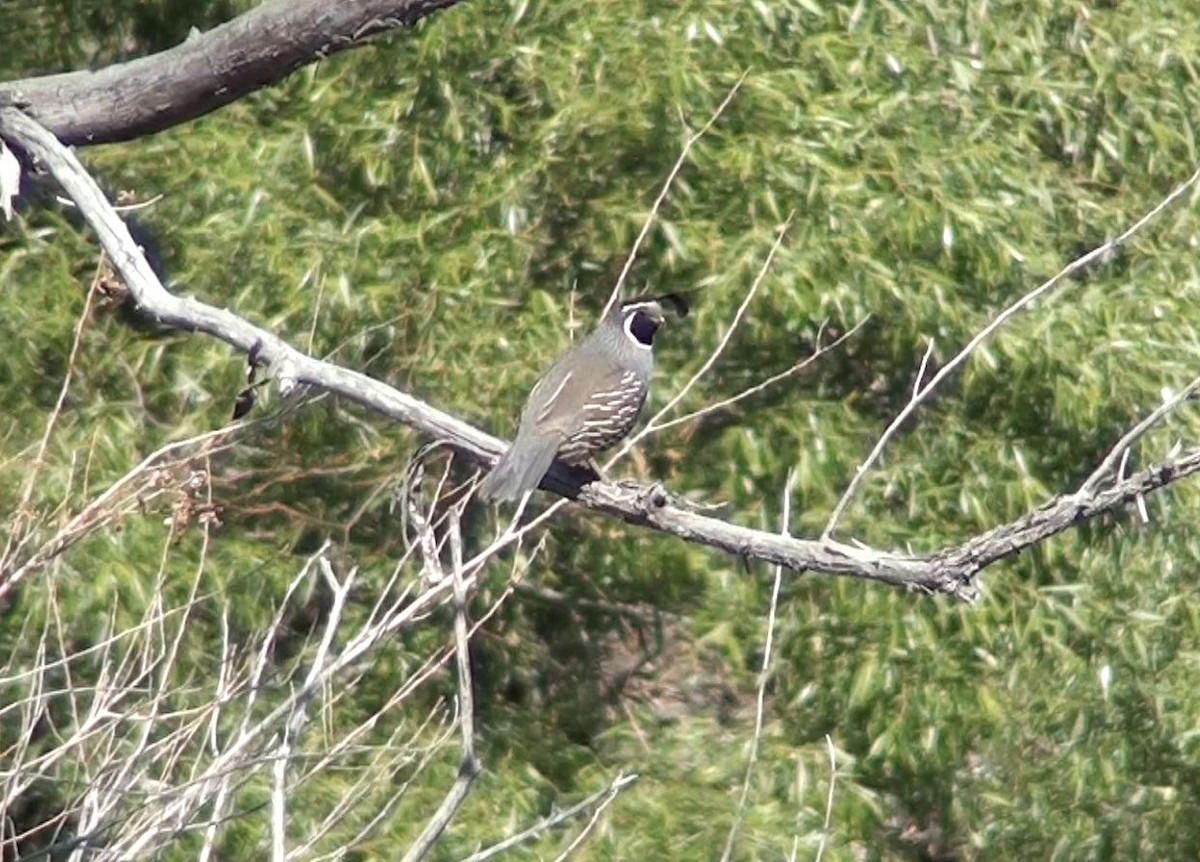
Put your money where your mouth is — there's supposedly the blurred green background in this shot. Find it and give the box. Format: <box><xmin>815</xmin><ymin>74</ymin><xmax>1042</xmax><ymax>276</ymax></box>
<box><xmin>3</xmin><ymin>0</ymin><xmax>1200</xmax><ymax>859</ymax></box>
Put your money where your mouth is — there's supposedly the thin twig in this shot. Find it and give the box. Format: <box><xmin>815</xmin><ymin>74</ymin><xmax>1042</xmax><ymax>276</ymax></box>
<box><xmin>912</xmin><ymin>339</ymin><xmax>935</xmax><ymax>400</ymax></box>
<box><xmin>270</xmin><ymin>714</ymin><xmax>292</xmax><ymax>861</ymax></box>
<box><xmin>813</xmin><ymin>734</ymin><xmax>837</xmax><ymax>862</ymax></box>
<box><xmin>0</xmin><ymin>423</ymin><xmax>246</xmax><ymax>601</ymax></box>
<box><xmin>1077</xmin><ymin>374</ymin><xmax>1200</xmax><ymax>497</ymax></box>
<box><xmin>600</xmin><ymin>71</ymin><xmax>748</xmax><ymax>320</ymax></box>
<box><xmin>611</xmin><ymin>216</ymin><xmax>792</xmax><ymax>464</ymax></box>
<box><xmin>515</xmin><ymin>582</ymin><xmax>680</xmax><ymax>624</ymax></box>
<box><xmin>457</xmin><ymin>773</ymin><xmax>639</xmax><ymax>862</ymax></box>
<box><xmin>270</xmin><ymin>555</ymin><xmax>357</xmax><ymax>862</ymax></box>
<box><xmin>449</xmin><ymin>508</ymin><xmax>476</xmax><ymax>770</ymax></box>
<box><xmin>550</xmin><ymin>772</ymin><xmax>633</xmax><ymax>862</ymax></box>
<box><xmin>823</xmin><ymin>163</ymin><xmax>1200</xmax><ymax>538</ymax></box>
<box><xmin>400</xmin><ymin>509</ymin><xmax>480</xmax><ymax>862</ymax></box>
<box><xmin>720</xmin><ymin>468</ymin><xmax>797</xmax><ymax>862</ymax></box>
<box><xmin>2</xmin><ymin>261</ymin><xmax>102</xmax><ymax>571</ymax></box>
<box><xmin>650</xmin><ymin>316</ymin><xmax>870</xmax><ymax>434</ymax></box>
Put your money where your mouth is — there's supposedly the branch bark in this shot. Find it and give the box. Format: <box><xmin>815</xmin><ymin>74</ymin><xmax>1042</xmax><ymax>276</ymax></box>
<box><xmin>1</xmin><ymin>106</ymin><xmax>1196</xmax><ymax>602</ymax></box>
<box><xmin>0</xmin><ymin>0</ymin><xmax>462</xmax><ymax>146</ymax></box>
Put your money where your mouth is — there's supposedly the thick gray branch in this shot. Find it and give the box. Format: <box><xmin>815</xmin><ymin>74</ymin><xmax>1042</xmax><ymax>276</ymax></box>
<box><xmin>2</xmin><ymin>106</ymin><xmax>1195</xmax><ymax>601</ymax></box>
<box><xmin>0</xmin><ymin>0</ymin><xmax>461</xmax><ymax>146</ymax></box>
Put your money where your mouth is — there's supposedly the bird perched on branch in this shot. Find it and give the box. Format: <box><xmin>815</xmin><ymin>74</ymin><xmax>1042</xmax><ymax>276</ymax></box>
<box><xmin>478</xmin><ymin>294</ymin><xmax>688</xmax><ymax>502</ymax></box>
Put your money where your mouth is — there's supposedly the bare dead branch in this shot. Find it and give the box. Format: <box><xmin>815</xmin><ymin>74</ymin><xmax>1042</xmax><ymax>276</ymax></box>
<box><xmin>0</xmin><ymin>0</ymin><xmax>462</xmax><ymax>146</ymax></box>
<box><xmin>2</xmin><ymin>431</ymin><xmax>574</xmax><ymax>859</ymax></box>
<box><xmin>6</xmin><ymin>526</ymin><xmax>474</xmax><ymax>861</ymax></box>
<box><xmin>3</xmin><ymin>108</ymin><xmax>1199</xmax><ymax>601</ymax></box>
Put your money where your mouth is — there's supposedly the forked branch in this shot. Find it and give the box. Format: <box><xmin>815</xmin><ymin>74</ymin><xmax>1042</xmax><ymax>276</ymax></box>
<box><xmin>2</xmin><ymin>107</ymin><xmax>1198</xmax><ymax>602</ymax></box>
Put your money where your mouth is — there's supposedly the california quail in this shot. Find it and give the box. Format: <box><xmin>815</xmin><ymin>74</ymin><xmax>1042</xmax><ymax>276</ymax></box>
<box><xmin>478</xmin><ymin>295</ymin><xmax>685</xmax><ymax>502</ymax></box>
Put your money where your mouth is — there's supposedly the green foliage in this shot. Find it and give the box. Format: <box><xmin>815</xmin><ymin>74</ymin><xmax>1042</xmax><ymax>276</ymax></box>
<box><xmin>4</xmin><ymin>0</ymin><xmax>1200</xmax><ymax>859</ymax></box>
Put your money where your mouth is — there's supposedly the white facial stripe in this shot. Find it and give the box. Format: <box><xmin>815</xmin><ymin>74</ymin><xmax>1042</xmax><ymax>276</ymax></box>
<box><xmin>623</xmin><ymin>313</ymin><xmax>654</xmax><ymax>350</ymax></box>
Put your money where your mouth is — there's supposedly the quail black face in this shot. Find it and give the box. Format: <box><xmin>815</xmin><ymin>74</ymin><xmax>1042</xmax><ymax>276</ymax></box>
<box><xmin>623</xmin><ymin>303</ymin><xmax>665</xmax><ymax>347</ymax></box>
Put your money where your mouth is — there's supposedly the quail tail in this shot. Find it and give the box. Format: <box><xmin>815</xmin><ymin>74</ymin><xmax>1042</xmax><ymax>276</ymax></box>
<box><xmin>477</xmin><ymin>433</ymin><xmax>561</xmax><ymax>502</ymax></box>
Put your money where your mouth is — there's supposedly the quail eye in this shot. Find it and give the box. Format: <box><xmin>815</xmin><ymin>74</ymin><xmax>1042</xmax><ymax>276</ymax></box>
<box><xmin>627</xmin><ymin>310</ymin><xmax>659</xmax><ymax>346</ymax></box>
